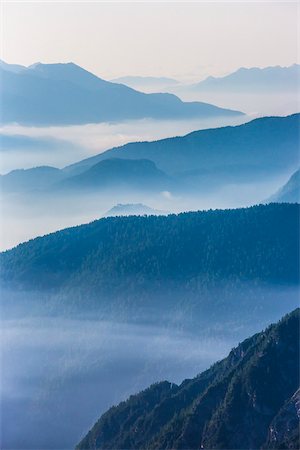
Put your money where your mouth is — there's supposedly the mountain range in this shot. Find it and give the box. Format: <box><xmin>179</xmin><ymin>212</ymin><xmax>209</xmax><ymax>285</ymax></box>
<box><xmin>1</xmin><ymin>114</ymin><xmax>298</xmax><ymax>200</ymax></box>
<box><xmin>190</xmin><ymin>64</ymin><xmax>300</xmax><ymax>93</ymax></box>
<box><xmin>64</xmin><ymin>113</ymin><xmax>300</xmax><ymax>188</ymax></box>
<box><xmin>76</xmin><ymin>308</ymin><xmax>299</xmax><ymax>450</ymax></box>
<box><xmin>0</xmin><ymin>60</ymin><xmax>242</xmax><ymax>125</ymax></box>
<box><xmin>114</xmin><ymin>65</ymin><xmax>300</xmax><ymax>96</ymax></box>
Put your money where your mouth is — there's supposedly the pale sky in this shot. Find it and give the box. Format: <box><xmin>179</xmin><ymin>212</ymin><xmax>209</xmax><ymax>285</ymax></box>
<box><xmin>1</xmin><ymin>1</ymin><xmax>299</xmax><ymax>82</ymax></box>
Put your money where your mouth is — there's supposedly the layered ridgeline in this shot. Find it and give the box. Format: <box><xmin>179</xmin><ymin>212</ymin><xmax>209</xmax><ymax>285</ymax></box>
<box><xmin>2</xmin><ymin>114</ymin><xmax>298</xmax><ymax>195</ymax></box>
<box><xmin>76</xmin><ymin>309</ymin><xmax>300</xmax><ymax>450</ymax></box>
<box><xmin>58</xmin><ymin>158</ymin><xmax>174</xmax><ymax>193</ymax></box>
<box><xmin>189</xmin><ymin>64</ymin><xmax>300</xmax><ymax>93</ymax></box>
<box><xmin>0</xmin><ymin>60</ymin><xmax>241</xmax><ymax>125</ymax></box>
<box><xmin>1</xmin><ymin>204</ymin><xmax>299</xmax><ymax>318</ymax></box>
<box><xmin>110</xmin><ymin>65</ymin><xmax>299</xmax><ymax>95</ymax></box>
<box><xmin>64</xmin><ymin>113</ymin><xmax>299</xmax><ymax>189</ymax></box>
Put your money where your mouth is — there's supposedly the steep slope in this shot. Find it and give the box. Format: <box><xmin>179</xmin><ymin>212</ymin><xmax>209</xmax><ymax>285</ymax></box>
<box><xmin>263</xmin><ymin>389</ymin><xmax>300</xmax><ymax>449</ymax></box>
<box><xmin>65</xmin><ymin>114</ymin><xmax>300</xmax><ymax>179</ymax></box>
<box><xmin>0</xmin><ymin>62</ymin><xmax>241</xmax><ymax>125</ymax></box>
<box><xmin>190</xmin><ymin>64</ymin><xmax>300</xmax><ymax>93</ymax></box>
<box><xmin>268</xmin><ymin>169</ymin><xmax>300</xmax><ymax>204</ymax></box>
<box><xmin>76</xmin><ymin>309</ymin><xmax>299</xmax><ymax>450</ymax></box>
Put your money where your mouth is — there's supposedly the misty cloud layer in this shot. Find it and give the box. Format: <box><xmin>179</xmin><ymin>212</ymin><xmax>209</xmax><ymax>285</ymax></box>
<box><xmin>0</xmin><ymin>115</ymin><xmax>249</xmax><ymax>173</ymax></box>
<box><xmin>1</xmin><ymin>290</ymin><xmax>295</xmax><ymax>450</ymax></box>
<box><xmin>1</xmin><ymin>316</ymin><xmax>236</xmax><ymax>449</ymax></box>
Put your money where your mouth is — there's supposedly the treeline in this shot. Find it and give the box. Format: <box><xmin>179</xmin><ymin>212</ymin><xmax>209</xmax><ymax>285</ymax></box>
<box><xmin>1</xmin><ymin>204</ymin><xmax>299</xmax><ymax>296</ymax></box>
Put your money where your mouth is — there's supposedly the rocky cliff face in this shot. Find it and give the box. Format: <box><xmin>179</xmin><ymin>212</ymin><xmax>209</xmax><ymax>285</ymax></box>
<box><xmin>263</xmin><ymin>389</ymin><xmax>300</xmax><ymax>449</ymax></box>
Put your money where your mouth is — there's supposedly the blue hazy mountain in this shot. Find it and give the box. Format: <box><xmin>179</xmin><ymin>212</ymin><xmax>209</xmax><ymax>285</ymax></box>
<box><xmin>3</xmin><ymin>115</ymin><xmax>299</xmax><ymax>195</ymax></box>
<box><xmin>76</xmin><ymin>309</ymin><xmax>299</xmax><ymax>450</ymax></box>
<box><xmin>268</xmin><ymin>169</ymin><xmax>300</xmax><ymax>204</ymax></box>
<box><xmin>0</xmin><ymin>159</ymin><xmax>172</xmax><ymax>194</ymax></box>
<box><xmin>65</xmin><ymin>114</ymin><xmax>300</xmax><ymax>183</ymax></box>
<box><xmin>104</xmin><ymin>203</ymin><xmax>168</xmax><ymax>217</ymax></box>
<box><xmin>58</xmin><ymin>158</ymin><xmax>173</xmax><ymax>192</ymax></box>
<box><xmin>0</xmin><ymin>166</ymin><xmax>64</xmax><ymax>192</ymax></box>
<box><xmin>190</xmin><ymin>64</ymin><xmax>300</xmax><ymax>92</ymax></box>
<box><xmin>0</xmin><ymin>60</ymin><xmax>26</xmax><ymax>74</ymax></box>
<box><xmin>0</xmin><ymin>61</ymin><xmax>242</xmax><ymax>125</ymax></box>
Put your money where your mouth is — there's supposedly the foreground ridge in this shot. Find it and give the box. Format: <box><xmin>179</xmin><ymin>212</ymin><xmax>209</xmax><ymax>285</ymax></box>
<box><xmin>77</xmin><ymin>309</ymin><xmax>300</xmax><ymax>450</ymax></box>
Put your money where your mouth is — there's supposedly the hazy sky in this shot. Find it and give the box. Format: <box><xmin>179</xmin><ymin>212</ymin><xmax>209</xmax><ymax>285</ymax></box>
<box><xmin>1</xmin><ymin>1</ymin><xmax>299</xmax><ymax>81</ymax></box>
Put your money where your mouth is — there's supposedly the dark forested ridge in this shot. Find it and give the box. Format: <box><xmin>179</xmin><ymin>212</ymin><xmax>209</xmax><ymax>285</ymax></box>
<box><xmin>264</xmin><ymin>388</ymin><xmax>300</xmax><ymax>449</ymax></box>
<box><xmin>76</xmin><ymin>309</ymin><xmax>300</xmax><ymax>450</ymax></box>
<box><xmin>1</xmin><ymin>204</ymin><xmax>299</xmax><ymax>315</ymax></box>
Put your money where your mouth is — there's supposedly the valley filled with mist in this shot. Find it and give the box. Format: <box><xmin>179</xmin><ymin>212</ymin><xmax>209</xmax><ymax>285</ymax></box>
<box><xmin>0</xmin><ymin>32</ymin><xmax>299</xmax><ymax>450</ymax></box>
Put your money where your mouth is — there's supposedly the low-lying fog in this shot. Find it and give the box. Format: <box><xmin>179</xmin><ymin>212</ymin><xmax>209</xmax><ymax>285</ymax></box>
<box><xmin>0</xmin><ymin>170</ymin><xmax>289</xmax><ymax>251</ymax></box>
<box><xmin>0</xmin><ymin>115</ymin><xmax>250</xmax><ymax>173</ymax></box>
<box><xmin>165</xmin><ymin>90</ymin><xmax>299</xmax><ymax>118</ymax></box>
<box><xmin>0</xmin><ymin>113</ymin><xmax>293</xmax><ymax>251</ymax></box>
<box><xmin>1</xmin><ymin>294</ymin><xmax>296</xmax><ymax>450</ymax></box>
<box><xmin>0</xmin><ymin>316</ymin><xmax>235</xmax><ymax>449</ymax></box>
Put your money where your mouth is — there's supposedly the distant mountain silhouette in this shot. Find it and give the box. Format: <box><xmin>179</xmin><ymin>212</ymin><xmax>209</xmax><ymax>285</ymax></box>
<box><xmin>3</xmin><ymin>115</ymin><xmax>299</xmax><ymax>196</ymax></box>
<box><xmin>59</xmin><ymin>158</ymin><xmax>173</xmax><ymax>192</ymax></box>
<box><xmin>0</xmin><ymin>61</ymin><xmax>242</xmax><ymax>125</ymax></box>
<box><xmin>65</xmin><ymin>114</ymin><xmax>300</xmax><ymax>187</ymax></box>
<box><xmin>268</xmin><ymin>169</ymin><xmax>300</xmax><ymax>204</ymax></box>
<box><xmin>0</xmin><ymin>166</ymin><xmax>64</xmax><ymax>192</ymax></box>
<box><xmin>104</xmin><ymin>203</ymin><xmax>168</xmax><ymax>217</ymax></box>
<box><xmin>0</xmin><ymin>59</ymin><xmax>26</xmax><ymax>74</ymax></box>
<box><xmin>190</xmin><ymin>64</ymin><xmax>300</xmax><ymax>92</ymax></box>
<box><xmin>76</xmin><ymin>309</ymin><xmax>299</xmax><ymax>450</ymax></box>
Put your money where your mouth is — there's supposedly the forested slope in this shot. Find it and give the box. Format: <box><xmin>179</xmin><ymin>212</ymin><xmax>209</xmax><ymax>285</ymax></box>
<box><xmin>77</xmin><ymin>309</ymin><xmax>300</xmax><ymax>450</ymax></box>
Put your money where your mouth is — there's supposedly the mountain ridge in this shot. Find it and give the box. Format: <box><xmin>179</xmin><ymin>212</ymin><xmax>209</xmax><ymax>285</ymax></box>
<box><xmin>190</xmin><ymin>64</ymin><xmax>300</xmax><ymax>92</ymax></box>
<box><xmin>76</xmin><ymin>308</ymin><xmax>300</xmax><ymax>449</ymax></box>
<box><xmin>64</xmin><ymin>113</ymin><xmax>300</xmax><ymax>178</ymax></box>
<box><xmin>0</xmin><ymin>61</ymin><xmax>242</xmax><ymax>125</ymax></box>
<box><xmin>1</xmin><ymin>204</ymin><xmax>298</xmax><ymax>316</ymax></box>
